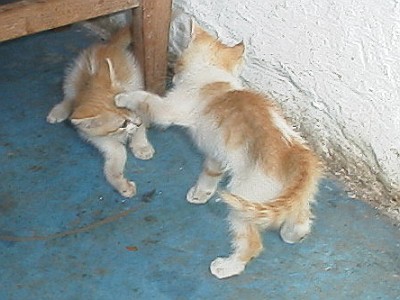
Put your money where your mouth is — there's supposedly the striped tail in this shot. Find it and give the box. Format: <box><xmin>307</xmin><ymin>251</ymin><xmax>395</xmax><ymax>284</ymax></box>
<box><xmin>220</xmin><ymin>150</ymin><xmax>322</xmax><ymax>228</ymax></box>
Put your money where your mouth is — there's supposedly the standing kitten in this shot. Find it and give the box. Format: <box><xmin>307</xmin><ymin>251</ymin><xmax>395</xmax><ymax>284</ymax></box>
<box><xmin>47</xmin><ymin>27</ymin><xmax>154</xmax><ymax>197</ymax></box>
<box><xmin>115</xmin><ymin>24</ymin><xmax>322</xmax><ymax>278</ymax></box>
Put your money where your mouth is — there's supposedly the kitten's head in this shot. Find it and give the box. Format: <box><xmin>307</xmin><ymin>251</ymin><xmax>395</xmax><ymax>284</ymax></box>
<box><xmin>175</xmin><ymin>23</ymin><xmax>245</xmax><ymax>77</ymax></box>
<box><xmin>69</xmin><ymin>57</ymin><xmax>142</xmax><ymax>137</ymax></box>
<box><xmin>70</xmin><ymin>104</ymin><xmax>142</xmax><ymax>137</ymax></box>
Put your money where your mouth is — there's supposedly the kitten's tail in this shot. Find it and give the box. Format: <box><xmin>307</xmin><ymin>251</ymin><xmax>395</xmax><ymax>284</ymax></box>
<box><xmin>220</xmin><ymin>150</ymin><xmax>322</xmax><ymax>228</ymax></box>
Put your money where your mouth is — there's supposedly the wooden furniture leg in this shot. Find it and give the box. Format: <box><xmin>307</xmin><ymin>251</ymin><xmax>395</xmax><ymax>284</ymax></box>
<box><xmin>132</xmin><ymin>0</ymin><xmax>172</xmax><ymax>95</ymax></box>
<box><xmin>0</xmin><ymin>0</ymin><xmax>172</xmax><ymax>95</ymax></box>
<box><xmin>0</xmin><ymin>0</ymin><xmax>140</xmax><ymax>42</ymax></box>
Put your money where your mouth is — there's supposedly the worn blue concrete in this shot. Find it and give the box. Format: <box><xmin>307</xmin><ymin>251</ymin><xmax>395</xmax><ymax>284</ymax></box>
<box><xmin>0</xmin><ymin>25</ymin><xmax>399</xmax><ymax>300</ymax></box>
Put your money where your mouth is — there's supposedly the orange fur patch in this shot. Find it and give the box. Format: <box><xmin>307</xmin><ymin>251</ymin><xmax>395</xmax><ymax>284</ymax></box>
<box><xmin>68</xmin><ymin>27</ymin><xmax>139</xmax><ymax>136</ymax></box>
<box><xmin>200</xmin><ymin>82</ymin><xmax>232</xmax><ymax>98</ymax></box>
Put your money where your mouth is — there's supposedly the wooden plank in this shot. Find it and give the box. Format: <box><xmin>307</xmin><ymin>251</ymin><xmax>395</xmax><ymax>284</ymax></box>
<box><xmin>131</xmin><ymin>4</ymin><xmax>145</xmax><ymax>87</ymax></box>
<box><xmin>0</xmin><ymin>0</ymin><xmax>140</xmax><ymax>42</ymax></box>
<box><xmin>132</xmin><ymin>0</ymin><xmax>172</xmax><ymax>95</ymax></box>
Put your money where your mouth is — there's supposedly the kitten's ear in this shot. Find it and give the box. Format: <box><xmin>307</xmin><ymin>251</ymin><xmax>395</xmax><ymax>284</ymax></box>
<box><xmin>105</xmin><ymin>58</ymin><xmax>118</xmax><ymax>87</ymax></box>
<box><xmin>190</xmin><ymin>20</ymin><xmax>207</xmax><ymax>40</ymax></box>
<box><xmin>232</xmin><ymin>41</ymin><xmax>245</xmax><ymax>58</ymax></box>
<box><xmin>70</xmin><ymin>116</ymin><xmax>102</xmax><ymax>129</ymax></box>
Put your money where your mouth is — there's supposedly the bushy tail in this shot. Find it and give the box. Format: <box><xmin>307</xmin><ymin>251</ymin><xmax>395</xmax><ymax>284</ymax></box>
<box><xmin>220</xmin><ymin>151</ymin><xmax>322</xmax><ymax>228</ymax></box>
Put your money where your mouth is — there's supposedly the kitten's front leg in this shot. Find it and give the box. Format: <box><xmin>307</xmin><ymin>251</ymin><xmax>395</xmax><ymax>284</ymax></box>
<box><xmin>115</xmin><ymin>91</ymin><xmax>191</xmax><ymax>127</ymax></box>
<box><xmin>115</xmin><ymin>91</ymin><xmax>151</xmax><ymax>112</ymax></box>
<box><xmin>129</xmin><ymin>124</ymin><xmax>155</xmax><ymax>160</ymax></box>
<box><xmin>47</xmin><ymin>98</ymin><xmax>74</xmax><ymax>123</ymax></box>
<box><xmin>187</xmin><ymin>157</ymin><xmax>224</xmax><ymax>204</ymax></box>
<box><xmin>92</xmin><ymin>138</ymin><xmax>136</xmax><ymax>198</ymax></box>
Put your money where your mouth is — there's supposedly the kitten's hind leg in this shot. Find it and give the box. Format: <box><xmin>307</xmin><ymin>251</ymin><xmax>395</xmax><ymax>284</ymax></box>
<box><xmin>129</xmin><ymin>125</ymin><xmax>155</xmax><ymax>160</ymax></box>
<box><xmin>186</xmin><ymin>157</ymin><xmax>224</xmax><ymax>204</ymax></box>
<box><xmin>93</xmin><ymin>139</ymin><xmax>136</xmax><ymax>198</ymax></box>
<box><xmin>47</xmin><ymin>99</ymin><xmax>74</xmax><ymax>123</ymax></box>
<box><xmin>280</xmin><ymin>203</ymin><xmax>313</xmax><ymax>244</ymax></box>
<box><xmin>210</xmin><ymin>216</ymin><xmax>263</xmax><ymax>279</ymax></box>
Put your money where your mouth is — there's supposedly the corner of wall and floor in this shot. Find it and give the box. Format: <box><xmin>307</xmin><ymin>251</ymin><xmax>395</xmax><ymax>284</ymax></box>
<box><xmin>166</xmin><ymin>0</ymin><xmax>400</xmax><ymax>224</ymax></box>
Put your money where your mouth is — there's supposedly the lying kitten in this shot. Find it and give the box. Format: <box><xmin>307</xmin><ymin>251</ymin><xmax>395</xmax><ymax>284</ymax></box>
<box><xmin>47</xmin><ymin>27</ymin><xmax>154</xmax><ymax>197</ymax></box>
<box><xmin>116</xmin><ymin>24</ymin><xmax>322</xmax><ymax>278</ymax></box>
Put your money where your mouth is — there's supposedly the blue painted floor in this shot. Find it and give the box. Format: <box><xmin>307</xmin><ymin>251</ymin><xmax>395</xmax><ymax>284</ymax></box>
<box><xmin>0</xmin><ymin>25</ymin><xmax>399</xmax><ymax>300</ymax></box>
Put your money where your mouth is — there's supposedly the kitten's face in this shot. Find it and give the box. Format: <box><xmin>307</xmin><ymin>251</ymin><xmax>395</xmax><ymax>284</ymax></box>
<box><xmin>174</xmin><ymin>24</ymin><xmax>244</xmax><ymax>78</ymax></box>
<box><xmin>70</xmin><ymin>107</ymin><xmax>142</xmax><ymax>137</ymax></box>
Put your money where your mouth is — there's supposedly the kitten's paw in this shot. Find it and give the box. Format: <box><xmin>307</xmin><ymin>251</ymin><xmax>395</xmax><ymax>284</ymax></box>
<box><xmin>186</xmin><ymin>186</ymin><xmax>214</xmax><ymax>204</ymax></box>
<box><xmin>115</xmin><ymin>91</ymin><xmax>150</xmax><ymax>110</ymax></box>
<box><xmin>280</xmin><ymin>221</ymin><xmax>311</xmax><ymax>244</ymax></box>
<box><xmin>118</xmin><ymin>181</ymin><xmax>137</xmax><ymax>198</ymax></box>
<box><xmin>47</xmin><ymin>103</ymin><xmax>70</xmax><ymax>123</ymax></box>
<box><xmin>114</xmin><ymin>93</ymin><xmax>130</xmax><ymax>108</ymax></box>
<box><xmin>210</xmin><ymin>257</ymin><xmax>246</xmax><ymax>279</ymax></box>
<box><xmin>131</xmin><ymin>143</ymin><xmax>155</xmax><ymax>160</ymax></box>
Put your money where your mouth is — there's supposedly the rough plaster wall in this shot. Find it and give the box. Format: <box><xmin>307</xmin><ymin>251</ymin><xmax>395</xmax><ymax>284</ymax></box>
<box><xmin>170</xmin><ymin>0</ymin><xmax>400</xmax><ymax>220</ymax></box>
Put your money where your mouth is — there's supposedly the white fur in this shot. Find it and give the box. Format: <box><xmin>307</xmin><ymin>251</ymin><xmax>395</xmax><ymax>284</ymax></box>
<box><xmin>228</xmin><ymin>164</ymin><xmax>282</xmax><ymax>203</ymax></box>
<box><xmin>210</xmin><ymin>256</ymin><xmax>245</xmax><ymax>279</ymax></box>
<box><xmin>280</xmin><ymin>219</ymin><xmax>311</xmax><ymax>244</ymax></box>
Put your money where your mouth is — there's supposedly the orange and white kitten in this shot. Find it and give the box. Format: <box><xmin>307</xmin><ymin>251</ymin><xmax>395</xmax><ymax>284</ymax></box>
<box><xmin>47</xmin><ymin>27</ymin><xmax>154</xmax><ymax>198</ymax></box>
<box><xmin>115</xmin><ymin>24</ymin><xmax>322</xmax><ymax>278</ymax></box>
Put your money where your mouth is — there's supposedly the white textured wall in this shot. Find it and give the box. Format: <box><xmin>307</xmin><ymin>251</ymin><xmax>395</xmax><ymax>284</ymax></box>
<box><xmin>169</xmin><ymin>0</ymin><xmax>400</xmax><ymax>212</ymax></box>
